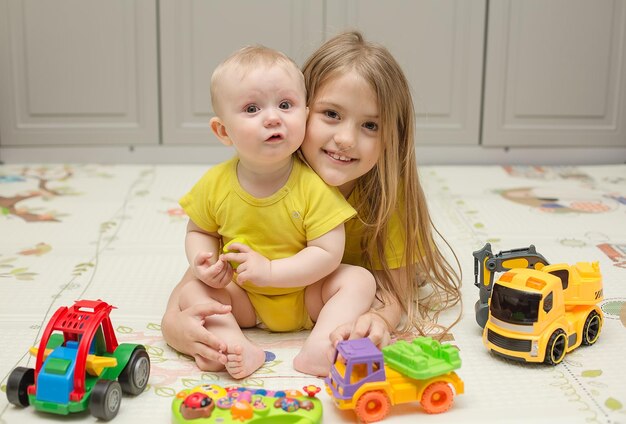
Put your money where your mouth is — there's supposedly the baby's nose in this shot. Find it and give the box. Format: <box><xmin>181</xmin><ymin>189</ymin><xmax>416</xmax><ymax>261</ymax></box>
<box><xmin>264</xmin><ymin>110</ymin><xmax>281</xmax><ymax>127</ymax></box>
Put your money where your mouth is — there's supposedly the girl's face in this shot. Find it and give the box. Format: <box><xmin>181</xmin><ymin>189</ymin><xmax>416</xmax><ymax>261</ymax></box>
<box><xmin>301</xmin><ymin>72</ymin><xmax>382</xmax><ymax>197</ymax></box>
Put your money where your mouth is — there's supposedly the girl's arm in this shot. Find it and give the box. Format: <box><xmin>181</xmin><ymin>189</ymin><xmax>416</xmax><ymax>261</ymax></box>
<box><xmin>221</xmin><ymin>224</ymin><xmax>345</xmax><ymax>288</ymax></box>
<box><xmin>329</xmin><ymin>267</ymin><xmax>408</xmax><ymax>348</ymax></box>
<box><xmin>161</xmin><ymin>267</ymin><xmax>231</xmax><ymax>364</ymax></box>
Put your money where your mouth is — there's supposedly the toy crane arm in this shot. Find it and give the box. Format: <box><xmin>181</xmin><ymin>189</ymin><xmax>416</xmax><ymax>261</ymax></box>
<box><xmin>472</xmin><ymin>243</ymin><xmax>549</xmax><ymax>328</ymax></box>
<box><xmin>473</xmin><ymin>243</ymin><xmax>495</xmax><ymax>290</ymax></box>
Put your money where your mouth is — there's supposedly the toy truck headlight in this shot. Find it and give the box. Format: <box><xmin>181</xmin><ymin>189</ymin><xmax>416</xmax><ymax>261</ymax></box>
<box><xmin>530</xmin><ymin>340</ymin><xmax>539</xmax><ymax>357</ymax></box>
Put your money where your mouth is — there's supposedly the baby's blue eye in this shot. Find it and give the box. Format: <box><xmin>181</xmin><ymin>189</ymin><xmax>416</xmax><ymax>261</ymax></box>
<box><xmin>279</xmin><ymin>101</ymin><xmax>292</xmax><ymax>110</ymax></box>
<box><xmin>245</xmin><ymin>105</ymin><xmax>259</xmax><ymax>113</ymax></box>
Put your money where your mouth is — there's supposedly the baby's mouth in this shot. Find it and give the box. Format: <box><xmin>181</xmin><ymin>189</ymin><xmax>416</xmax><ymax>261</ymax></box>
<box><xmin>325</xmin><ymin>149</ymin><xmax>354</xmax><ymax>163</ymax></box>
<box><xmin>266</xmin><ymin>133</ymin><xmax>284</xmax><ymax>142</ymax></box>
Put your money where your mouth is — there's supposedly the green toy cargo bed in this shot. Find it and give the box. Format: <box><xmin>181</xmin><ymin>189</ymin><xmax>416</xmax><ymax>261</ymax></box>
<box><xmin>382</xmin><ymin>337</ymin><xmax>461</xmax><ymax>380</ymax></box>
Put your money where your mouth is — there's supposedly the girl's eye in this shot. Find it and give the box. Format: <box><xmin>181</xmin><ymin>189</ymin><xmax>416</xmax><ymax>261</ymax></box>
<box><xmin>324</xmin><ymin>110</ymin><xmax>339</xmax><ymax>120</ymax></box>
<box><xmin>279</xmin><ymin>101</ymin><xmax>292</xmax><ymax>110</ymax></box>
<box><xmin>245</xmin><ymin>105</ymin><xmax>259</xmax><ymax>113</ymax></box>
<box><xmin>363</xmin><ymin>121</ymin><xmax>378</xmax><ymax>131</ymax></box>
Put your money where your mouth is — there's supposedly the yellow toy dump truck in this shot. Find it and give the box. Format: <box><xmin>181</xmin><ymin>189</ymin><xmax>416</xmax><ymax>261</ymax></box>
<box><xmin>474</xmin><ymin>243</ymin><xmax>603</xmax><ymax>365</ymax></box>
<box><xmin>325</xmin><ymin>337</ymin><xmax>464</xmax><ymax>423</ymax></box>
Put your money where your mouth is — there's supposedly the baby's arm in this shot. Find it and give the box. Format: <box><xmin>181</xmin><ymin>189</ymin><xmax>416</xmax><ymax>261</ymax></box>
<box><xmin>222</xmin><ymin>223</ymin><xmax>345</xmax><ymax>288</ymax></box>
<box><xmin>185</xmin><ymin>220</ymin><xmax>233</xmax><ymax>288</ymax></box>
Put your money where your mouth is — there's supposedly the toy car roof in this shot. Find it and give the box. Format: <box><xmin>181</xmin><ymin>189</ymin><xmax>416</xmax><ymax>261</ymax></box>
<box><xmin>336</xmin><ymin>338</ymin><xmax>382</xmax><ymax>362</ymax></box>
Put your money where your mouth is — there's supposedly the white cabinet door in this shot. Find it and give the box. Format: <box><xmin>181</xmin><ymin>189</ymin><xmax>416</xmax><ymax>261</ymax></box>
<box><xmin>483</xmin><ymin>0</ymin><xmax>626</xmax><ymax>147</ymax></box>
<box><xmin>159</xmin><ymin>0</ymin><xmax>324</xmax><ymax>145</ymax></box>
<box><xmin>326</xmin><ymin>0</ymin><xmax>486</xmax><ymax>145</ymax></box>
<box><xmin>0</xmin><ymin>0</ymin><xmax>159</xmax><ymax>146</ymax></box>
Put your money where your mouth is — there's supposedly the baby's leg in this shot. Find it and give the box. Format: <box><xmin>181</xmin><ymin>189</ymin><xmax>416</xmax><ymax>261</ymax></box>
<box><xmin>179</xmin><ymin>279</ymin><xmax>265</xmax><ymax>379</ymax></box>
<box><xmin>294</xmin><ymin>265</ymin><xmax>376</xmax><ymax>376</ymax></box>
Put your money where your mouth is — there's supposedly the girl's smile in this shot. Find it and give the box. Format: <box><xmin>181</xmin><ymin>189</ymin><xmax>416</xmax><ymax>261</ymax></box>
<box><xmin>324</xmin><ymin>149</ymin><xmax>356</xmax><ymax>163</ymax></box>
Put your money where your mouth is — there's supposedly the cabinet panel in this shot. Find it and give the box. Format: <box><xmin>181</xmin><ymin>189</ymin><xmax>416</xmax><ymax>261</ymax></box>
<box><xmin>160</xmin><ymin>0</ymin><xmax>324</xmax><ymax>145</ymax></box>
<box><xmin>483</xmin><ymin>0</ymin><xmax>626</xmax><ymax>146</ymax></box>
<box><xmin>0</xmin><ymin>0</ymin><xmax>159</xmax><ymax>146</ymax></box>
<box><xmin>326</xmin><ymin>0</ymin><xmax>486</xmax><ymax>145</ymax></box>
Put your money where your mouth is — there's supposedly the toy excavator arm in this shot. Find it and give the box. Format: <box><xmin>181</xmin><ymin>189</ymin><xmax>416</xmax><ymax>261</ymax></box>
<box><xmin>472</xmin><ymin>243</ymin><xmax>549</xmax><ymax>328</ymax></box>
<box><xmin>473</xmin><ymin>243</ymin><xmax>549</xmax><ymax>290</ymax></box>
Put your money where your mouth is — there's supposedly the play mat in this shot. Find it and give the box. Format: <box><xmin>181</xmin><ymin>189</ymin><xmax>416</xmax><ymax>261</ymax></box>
<box><xmin>0</xmin><ymin>163</ymin><xmax>624</xmax><ymax>423</ymax></box>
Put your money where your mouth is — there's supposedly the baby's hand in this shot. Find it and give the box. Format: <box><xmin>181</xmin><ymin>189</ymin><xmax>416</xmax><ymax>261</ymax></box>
<box><xmin>193</xmin><ymin>251</ymin><xmax>233</xmax><ymax>288</ymax></box>
<box><xmin>221</xmin><ymin>243</ymin><xmax>271</xmax><ymax>286</ymax></box>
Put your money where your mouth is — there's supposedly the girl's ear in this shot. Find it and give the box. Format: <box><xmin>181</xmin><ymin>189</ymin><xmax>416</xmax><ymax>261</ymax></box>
<box><xmin>210</xmin><ymin>117</ymin><xmax>232</xmax><ymax>146</ymax></box>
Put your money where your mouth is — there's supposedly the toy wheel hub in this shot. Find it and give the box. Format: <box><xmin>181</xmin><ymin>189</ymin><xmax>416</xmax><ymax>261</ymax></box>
<box><xmin>366</xmin><ymin>400</ymin><xmax>382</xmax><ymax>412</ymax></box>
<box><xmin>133</xmin><ymin>357</ymin><xmax>150</xmax><ymax>387</ymax></box>
<box><xmin>431</xmin><ymin>391</ymin><xmax>446</xmax><ymax>405</ymax></box>
<box><xmin>108</xmin><ymin>390</ymin><xmax>121</xmax><ymax>412</ymax></box>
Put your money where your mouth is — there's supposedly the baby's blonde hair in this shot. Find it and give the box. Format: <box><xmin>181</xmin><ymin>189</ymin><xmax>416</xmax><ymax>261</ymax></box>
<box><xmin>210</xmin><ymin>45</ymin><xmax>305</xmax><ymax>116</ymax></box>
<box><xmin>302</xmin><ymin>31</ymin><xmax>462</xmax><ymax>337</ymax></box>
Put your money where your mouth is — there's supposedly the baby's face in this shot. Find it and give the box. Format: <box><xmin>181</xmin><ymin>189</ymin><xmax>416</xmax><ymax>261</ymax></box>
<box><xmin>217</xmin><ymin>65</ymin><xmax>307</xmax><ymax>169</ymax></box>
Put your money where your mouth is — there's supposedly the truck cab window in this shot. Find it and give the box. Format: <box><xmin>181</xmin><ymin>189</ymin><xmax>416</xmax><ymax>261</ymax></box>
<box><xmin>350</xmin><ymin>363</ymin><xmax>368</xmax><ymax>384</ymax></box>
<box><xmin>543</xmin><ymin>292</ymin><xmax>553</xmax><ymax>313</ymax></box>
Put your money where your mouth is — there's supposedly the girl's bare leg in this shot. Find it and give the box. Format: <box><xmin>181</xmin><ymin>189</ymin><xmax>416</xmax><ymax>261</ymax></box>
<box><xmin>294</xmin><ymin>265</ymin><xmax>376</xmax><ymax>376</ymax></box>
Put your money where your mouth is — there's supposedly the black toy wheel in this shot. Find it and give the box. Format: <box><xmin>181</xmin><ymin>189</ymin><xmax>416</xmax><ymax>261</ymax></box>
<box><xmin>582</xmin><ymin>311</ymin><xmax>602</xmax><ymax>345</ymax></box>
<box><xmin>89</xmin><ymin>379</ymin><xmax>122</xmax><ymax>421</ymax></box>
<box><xmin>6</xmin><ymin>367</ymin><xmax>34</xmax><ymax>407</ymax></box>
<box><xmin>119</xmin><ymin>346</ymin><xmax>150</xmax><ymax>395</ymax></box>
<box><xmin>544</xmin><ymin>329</ymin><xmax>567</xmax><ymax>365</ymax></box>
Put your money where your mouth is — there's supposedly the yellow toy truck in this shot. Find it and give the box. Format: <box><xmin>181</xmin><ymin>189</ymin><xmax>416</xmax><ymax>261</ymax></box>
<box><xmin>474</xmin><ymin>243</ymin><xmax>603</xmax><ymax>365</ymax></box>
<box><xmin>325</xmin><ymin>337</ymin><xmax>464</xmax><ymax>423</ymax></box>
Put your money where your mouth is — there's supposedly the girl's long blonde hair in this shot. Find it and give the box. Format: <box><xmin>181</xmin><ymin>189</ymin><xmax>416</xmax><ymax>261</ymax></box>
<box><xmin>302</xmin><ymin>31</ymin><xmax>462</xmax><ymax>337</ymax></box>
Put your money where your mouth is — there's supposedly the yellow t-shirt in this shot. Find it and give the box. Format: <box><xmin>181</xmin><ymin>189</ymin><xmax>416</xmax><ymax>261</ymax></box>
<box><xmin>342</xmin><ymin>190</ymin><xmax>408</xmax><ymax>270</ymax></box>
<box><xmin>179</xmin><ymin>156</ymin><xmax>356</xmax><ymax>331</ymax></box>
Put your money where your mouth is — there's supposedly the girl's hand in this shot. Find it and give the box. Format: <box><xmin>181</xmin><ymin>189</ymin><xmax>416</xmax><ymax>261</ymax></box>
<box><xmin>220</xmin><ymin>243</ymin><xmax>271</xmax><ymax>286</ymax></box>
<box><xmin>329</xmin><ymin>312</ymin><xmax>392</xmax><ymax>349</ymax></box>
<box><xmin>192</xmin><ymin>251</ymin><xmax>233</xmax><ymax>288</ymax></box>
<box><xmin>163</xmin><ymin>302</ymin><xmax>232</xmax><ymax>366</ymax></box>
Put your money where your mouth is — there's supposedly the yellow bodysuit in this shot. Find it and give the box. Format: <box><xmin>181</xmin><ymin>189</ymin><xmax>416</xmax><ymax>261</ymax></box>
<box><xmin>180</xmin><ymin>156</ymin><xmax>356</xmax><ymax>331</ymax></box>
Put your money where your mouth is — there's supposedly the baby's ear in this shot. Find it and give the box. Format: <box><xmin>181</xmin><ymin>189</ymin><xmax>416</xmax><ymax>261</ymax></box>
<box><xmin>210</xmin><ymin>117</ymin><xmax>232</xmax><ymax>146</ymax></box>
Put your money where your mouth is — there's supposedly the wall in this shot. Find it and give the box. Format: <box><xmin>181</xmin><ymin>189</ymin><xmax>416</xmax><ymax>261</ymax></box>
<box><xmin>0</xmin><ymin>0</ymin><xmax>624</xmax><ymax>164</ymax></box>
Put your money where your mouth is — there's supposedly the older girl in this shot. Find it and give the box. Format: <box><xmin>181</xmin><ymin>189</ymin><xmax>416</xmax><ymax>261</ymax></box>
<box><xmin>295</xmin><ymin>32</ymin><xmax>462</xmax><ymax>374</ymax></box>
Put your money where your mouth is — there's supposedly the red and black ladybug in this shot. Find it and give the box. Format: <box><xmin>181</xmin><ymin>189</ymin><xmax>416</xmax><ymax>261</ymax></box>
<box><xmin>180</xmin><ymin>392</ymin><xmax>215</xmax><ymax>420</ymax></box>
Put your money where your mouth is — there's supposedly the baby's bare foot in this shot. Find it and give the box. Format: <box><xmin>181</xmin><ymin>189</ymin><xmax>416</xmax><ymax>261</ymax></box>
<box><xmin>293</xmin><ymin>343</ymin><xmax>333</xmax><ymax>377</ymax></box>
<box><xmin>194</xmin><ymin>355</ymin><xmax>225</xmax><ymax>372</ymax></box>
<box><xmin>225</xmin><ymin>343</ymin><xmax>265</xmax><ymax>379</ymax></box>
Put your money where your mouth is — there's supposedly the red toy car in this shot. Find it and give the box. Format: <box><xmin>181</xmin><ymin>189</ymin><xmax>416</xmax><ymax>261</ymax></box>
<box><xmin>6</xmin><ymin>299</ymin><xmax>150</xmax><ymax>421</ymax></box>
